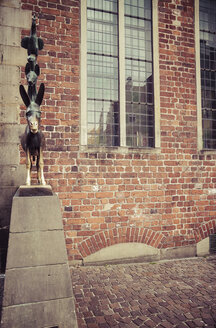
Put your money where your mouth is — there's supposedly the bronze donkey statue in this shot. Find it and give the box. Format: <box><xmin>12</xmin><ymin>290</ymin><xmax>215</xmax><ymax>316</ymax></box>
<box><xmin>20</xmin><ymin>83</ymin><xmax>46</xmax><ymax>185</ymax></box>
<box><xmin>20</xmin><ymin>15</ymin><xmax>46</xmax><ymax>185</ymax></box>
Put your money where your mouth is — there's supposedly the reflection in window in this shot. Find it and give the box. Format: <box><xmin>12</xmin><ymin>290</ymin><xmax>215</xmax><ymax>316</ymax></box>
<box><xmin>87</xmin><ymin>0</ymin><xmax>119</xmax><ymax>147</ymax></box>
<box><xmin>200</xmin><ymin>0</ymin><xmax>216</xmax><ymax>149</ymax></box>
<box><xmin>86</xmin><ymin>0</ymin><xmax>154</xmax><ymax>148</ymax></box>
<box><xmin>125</xmin><ymin>0</ymin><xmax>154</xmax><ymax>148</ymax></box>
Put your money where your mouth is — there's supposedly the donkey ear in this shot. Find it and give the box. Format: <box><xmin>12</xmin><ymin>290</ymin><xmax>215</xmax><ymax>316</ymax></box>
<box><xmin>25</xmin><ymin>63</ymin><xmax>31</xmax><ymax>75</ymax></box>
<box><xmin>35</xmin><ymin>83</ymin><xmax>45</xmax><ymax>106</ymax></box>
<box><xmin>19</xmin><ymin>85</ymin><xmax>30</xmax><ymax>107</ymax></box>
<box><xmin>35</xmin><ymin>64</ymin><xmax>40</xmax><ymax>76</ymax></box>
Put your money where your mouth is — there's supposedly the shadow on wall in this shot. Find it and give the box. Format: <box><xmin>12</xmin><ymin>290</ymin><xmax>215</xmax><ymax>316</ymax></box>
<box><xmin>0</xmin><ymin>215</ymin><xmax>10</xmax><ymax>274</ymax></box>
<box><xmin>0</xmin><ymin>274</ymin><xmax>4</xmax><ymax>323</ymax></box>
<box><xmin>0</xmin><ymin>187</ymin><xmax>21</xmax><ymax>273</ymax></box>
<box><xmin>0</xmin><ymin>235</ymin><xmax>8</xmax><ymax>274</ymax></box>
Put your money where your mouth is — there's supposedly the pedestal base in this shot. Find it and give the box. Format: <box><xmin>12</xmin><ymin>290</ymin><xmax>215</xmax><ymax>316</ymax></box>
<box><xmin>1</xmin><ymin>186</ymin><xmax>77</xmax><ymax>328</ymax></box>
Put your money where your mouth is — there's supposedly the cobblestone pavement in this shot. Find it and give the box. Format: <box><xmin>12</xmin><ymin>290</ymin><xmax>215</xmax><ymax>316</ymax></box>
<box><xmin>71</xmin><ymin>256</ymin><xmax>216</xmax><ymax>328</ymax></box>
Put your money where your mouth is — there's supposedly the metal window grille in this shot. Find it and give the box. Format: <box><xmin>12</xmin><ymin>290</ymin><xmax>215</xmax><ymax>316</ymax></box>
<box><xmin>87</xmin><ymin>0</ymin><xmax>119</xmax><ymax>147</ymax></box>
<box><xmin>125</xmin><ymin>0</ymin><xmax>154</xmax><ymax>148</ymax></box>
<box><xmin>86</xmin><ymin>0</ymin><xmax>154</xmax><ymax>148</ymax></box>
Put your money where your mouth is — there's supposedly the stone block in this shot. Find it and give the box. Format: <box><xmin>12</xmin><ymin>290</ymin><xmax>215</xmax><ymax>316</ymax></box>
<box><xmin>3</xmin><ymin>264</ymin><xmax>72</xmax><ymax>306</ymax></box>
<box><xmin>1</xmin><ymin>298</ymin><xmax>76</xmax><ymax>328</ymax></box>
<box><xmin>0</xmin><ymin>103</ymin><xmax>20</xmax><ymax>124</ymax></box>
<box><xmin>6</xmin><ymin>230</ymin><xmax>68</xmax><ymax>269</ymax></box>
<box><xmin>0</xmin><ymin>7</ymin><xmax>31</xmax><ymax>29</ymax></box>
<box><xmin>0</xmin><ymin>0</ymin><xmax>21</xmax><ymax>9</ymax></box>
<box><xmin>0</xmin><ymin>26</ymin><xmax>21</xmax><ymax>47</ymax></box>
<box><xmin>197</xmin><ymin>237</ymin><xmax>209</xmax><ymax>257</ymax></box>
<box><xmin>0</xmin><ymin>45</ymin><xmax>26</xmax><ymax>66</ymax></box>
<box><xmin>0</xmin><ymin>85</ymin><xmax>21</xmax><ymax>105</ymax></box>
<box><xmin>10</xmin><ymin>194</ymin><xmax>63</xmax><ymax>232</ymax></box>
<box><xmin>160</xmin><ymin>245</ymin><xmax>196</xmax><ymax>260</ymax></box>
<box><xmin>0</xmin><ymin>144</ymin><xmax>20</xmax><ymax>165</ymax></box>
<box><xmin>0</xmin><ymin>165</ymin><xmax>26</xmax><ymax>187</ymax></box>
<box><xmin>0</xmin><ymin>65</ymin><xmax>20</xmax><ymax>86</ymax></box>
<box><xmin>0</xmin><ymin>124</ymin><xmax>23</xmax><ymax>143</ymax></box>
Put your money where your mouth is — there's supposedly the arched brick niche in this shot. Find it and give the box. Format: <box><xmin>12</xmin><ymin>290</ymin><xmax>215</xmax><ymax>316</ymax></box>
<box><xmin>77</xmin><ymin>222</ymin><xmax>216</xmax><ymax>264</ymax></box>
<box><xmin>78</xmin><ymin>227</ymin><xmax>166</xmax><ymax>262</ymax></box>
<box><xmin>194</xmin><ymin>220</ymin><xmax>216</xmax><ymax>243</ymax></box>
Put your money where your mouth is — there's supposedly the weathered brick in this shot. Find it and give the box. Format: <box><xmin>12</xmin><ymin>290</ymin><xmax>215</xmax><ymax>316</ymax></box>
<box><xmin>8</xmin><ymin>0</ymin><xmax>214</xmax><ymax>265</ymax></box>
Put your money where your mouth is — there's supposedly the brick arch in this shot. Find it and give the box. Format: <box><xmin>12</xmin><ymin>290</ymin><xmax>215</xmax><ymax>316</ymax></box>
<box><xmin>194</xmin><ymin>220</ymin><xmax>216</xmax><ymax>243</ymax></box>
<box><xmin>78</xmin><ymin>227</ymin><xmax>166</xmax><ymax>258</ymax></box>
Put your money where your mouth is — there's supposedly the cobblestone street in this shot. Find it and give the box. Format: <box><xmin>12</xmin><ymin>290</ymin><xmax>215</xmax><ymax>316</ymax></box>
<box><xmin>71</xmin><ymin>256</ymin><xmax>216</xmax><ymax>328</ymax></box>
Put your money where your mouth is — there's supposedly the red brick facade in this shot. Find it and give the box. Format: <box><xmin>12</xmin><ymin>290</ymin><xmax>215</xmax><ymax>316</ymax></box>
<box><xmin>19</xmin><ymin>0</ymin><xmax>216</xmax><ymax>262</ymax></box>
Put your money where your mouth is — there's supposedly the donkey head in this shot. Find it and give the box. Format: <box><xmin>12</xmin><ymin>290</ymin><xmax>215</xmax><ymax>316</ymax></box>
<box><xmin>20</xmin><ymin>83</ymin><xmax>45</xmax><ymax>134</ymax></box>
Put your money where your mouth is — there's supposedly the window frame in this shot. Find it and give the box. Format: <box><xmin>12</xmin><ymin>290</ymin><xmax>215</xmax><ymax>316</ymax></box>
<box><xmin>80</xmin><ymin>0</ymin><xmax>160</xmax><ymax>151</ymax></box>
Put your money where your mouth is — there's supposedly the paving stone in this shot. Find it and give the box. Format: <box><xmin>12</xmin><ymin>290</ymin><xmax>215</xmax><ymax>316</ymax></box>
<box><xmin>160</xmin><ymin>322</ymin><xmax>173</xmax><ymax>328</ymax></box>
<box><xmin>185</xmin><ymin>322</ymin><xmax>197</xmax><ymax>328</ymax></box>
<box><xmin>71</xmin><ymin>256</ymin><xmax>216</xmax><ymax>328</ymax></box>
<box><xmin>203</xmin><ymin>317</ymin><xmax>215</xmax><ymax>326</ymax></box>
<box><xmin>87</xmin><ymin>324</ymin><xmax>99</xmax><ymax>328</ymax></box>
<box><xmin>132</xmin><ymin>317</ymin><xmax>144</xmax><ymax>326</ymax></box>
<box><xmin>98</xmin><ymin>323</ymin><xmax>109</xmax><ymax>328</ymax></box>
<box><xmin>117</xmin><ymin>317</ymin><xmax>131</xmax><ymax>324</ymax></box>
<box><xmin>145</xmin><ymin>319</ymin><xmax>157</xmax><ymax>327</ymax></box>
<box><xmin>192</xmin><ymin>318</ymin><xmax>206</xmax><ymax>327</ymax></box>
<box><xmin>85</xmin><ymin>317</ymin><xmax>97</xmax><ymax>324</ymax></box>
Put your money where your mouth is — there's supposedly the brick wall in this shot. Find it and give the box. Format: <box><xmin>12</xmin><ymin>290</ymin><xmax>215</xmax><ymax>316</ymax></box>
<box><xmin>17</xmin><ymin>0</ymin><xmax>216</xmax><ymax>264</ymax></box>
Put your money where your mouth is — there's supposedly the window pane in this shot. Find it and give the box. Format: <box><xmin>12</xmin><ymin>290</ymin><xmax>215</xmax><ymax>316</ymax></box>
<box><xmin>87</xmin><ymin>0</ymin><xmax>119</xmax><ymax>147</ymax></box>
<box><xmin>125</xmin><ymin>0</ymin><xmax>154</xmax><ymax>148</ymax></box>
<box><xmin>200</xmin><ymin>0</ymin><xmax>216</xmax><ymax>149</ymax></box>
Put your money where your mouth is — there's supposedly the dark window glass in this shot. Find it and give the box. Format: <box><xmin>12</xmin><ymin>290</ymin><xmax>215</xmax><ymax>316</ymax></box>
<box><xmin>200</xmin><ymin>0</ymin><xmax>216</xmax><ymax>149</ymax></box>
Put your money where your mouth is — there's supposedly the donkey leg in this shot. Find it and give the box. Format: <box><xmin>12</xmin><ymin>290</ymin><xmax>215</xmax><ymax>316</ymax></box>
<box><xmin>26</xmin><ymin>148</ymin><xmax>31</xmax><ymax>185</ymax></box>
<box><xmin>36</xmin><ymin>155</ymin><xmax>40</xmax><ymax>184</ymax></box>
<box><xmin>37</xmin><ymin>148</ymin><xmax>46</xmax><ymax>185</ymax></box>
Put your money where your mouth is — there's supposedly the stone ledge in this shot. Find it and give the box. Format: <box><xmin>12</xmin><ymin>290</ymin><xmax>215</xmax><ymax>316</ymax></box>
<box><xmin>15</xmin><ymin>185</ymin><xmax>53</xmax><ymax>197</ymax></box>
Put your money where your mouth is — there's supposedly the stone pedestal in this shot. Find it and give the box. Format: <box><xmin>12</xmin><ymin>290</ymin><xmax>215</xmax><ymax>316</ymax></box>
<box><xmin>1</xmin><ymin>186</ymin><xmax>78</xmax><ymax>328</ymax></box>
